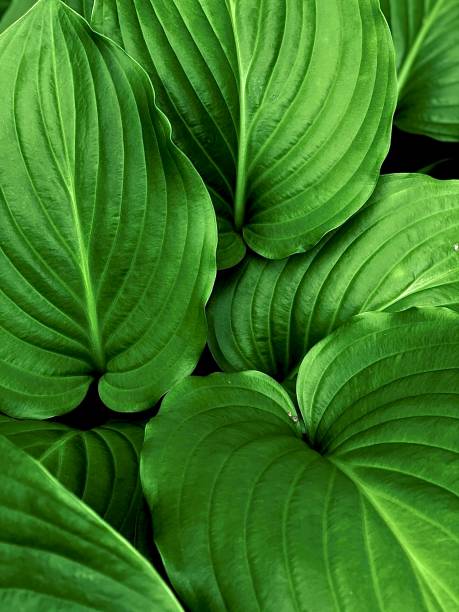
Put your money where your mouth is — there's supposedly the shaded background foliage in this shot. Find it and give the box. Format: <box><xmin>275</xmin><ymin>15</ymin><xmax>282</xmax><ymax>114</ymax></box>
<box><xmin>383</xmin><ymin>126</ymin><xmax>459</xmax><ymax>178</ymax></box>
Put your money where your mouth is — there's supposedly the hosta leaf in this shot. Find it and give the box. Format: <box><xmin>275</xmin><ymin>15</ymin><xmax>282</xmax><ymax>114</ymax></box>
<box><xmin>142</xmin><ymin>308</ymin><xmax>459</xmax><ymax>612</ymax></box>
<box><xmin>208</xmin><ymin>173</ymin><xmax>459</xmax><ymax>382</ymax></box>
<box><xmin>381</xmin><ymin>0</ymin><xmax>459</xmax><ymax>141</ymax></box>
<box><xmin>0</xmin><ymin>0</ymin><xmax>93</xmax><ymax>31</ymax></box>
<box><xmin>0</xmin><ymin>417</ymin><xmax>151</xmax><ymax>556</ymax></box>
<box><xmin>92</xmin><ymin>0</ymin><xmax>396</xmax><ymax>268</ymax></box>
<box><xmin>0</xmin><ymin>436</ymin><xmax>182</xmax><ymax>611</ymax></box>
<box><xmin>0</xmin><ymin>0</ymin><xmax>216</xmax><ymax>418</ymax></box>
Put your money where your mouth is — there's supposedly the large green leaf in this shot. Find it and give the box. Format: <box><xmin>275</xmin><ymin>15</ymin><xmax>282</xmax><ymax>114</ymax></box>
<box><xmin>142</xmin><ymin>308</ymin><xmax>459</xmax><ymax>611</ymax></box>
<box><xmin>381</xmin><ymin>0</ymin><xmax>459</xmax><ymax>141</ymax></box>
<box><xmin>208</xmin><ymin>173</ymin><xmax>459</xmax><ymax>383</ymax></box>
<box><xmin>0</xmin><ymin>0</ymin><xmax>93</xmax><ymax>31</ymax></box>
<box><xmin>0</xmin><ymin>436</ymin><xmax>182</xmax><ymax>610</ymax></box>
<box><xmin>92</xmin><ymin>0</ymin><xmax>396</xmax><ymax>269</ymax></box>
<box><xmin>0</xmin><ymin>417</ymin><xmax>151</xmax><ymax>556</ymax></box>
<box><xmin>0</xmin><ymin>0</ymin><xmax>216</xmax><ymax>418</ymax></box>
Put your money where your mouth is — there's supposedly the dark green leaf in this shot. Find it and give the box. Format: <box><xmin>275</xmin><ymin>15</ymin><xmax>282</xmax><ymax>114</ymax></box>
<box><xmin>0</xmin><ymin>0</ymin><xmax>216</xmax><ymax>417</ymax></box>
<box><xmin>208</xmin><ymin>173</ymin><xmax>459</xmax><ymax>381</ymax></box>
<box><xmin>142</xmin><ymin>308</ymin><xmax>459</xmax><ymax>611</ymax></box>
<box><xmin>92</xmin><ymin>0</ymin><xmax>396</xmax><ymax>268</ymax></box>
<box><xmin>0</xmin><ymin>0</ymin><xmax>10</xmax><ymax>18</ymax></box>
<box><xmin>381</xmin><ymin>0</ymin><xmax>459</xmax><ymax>141</ymax></box>
<box><xmin>0</xmin><ymin>417</ymin><xmax>151</xmax><ymax>556</ymax></box>
<box><xmin>0</xmin><ymin>0</ymin><xmax>93</xmax><ymax>31</ymax></box>
<box><xmin>0</xmin><ymin>435</ymin><xmax>182</xmax><ymax>610</ymax></box>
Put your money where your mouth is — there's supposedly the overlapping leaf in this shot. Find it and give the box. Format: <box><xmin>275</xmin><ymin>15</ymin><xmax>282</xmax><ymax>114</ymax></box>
<box><xmin>0</xmin><ymin>0</ymin><xmax>92</xmax><ymax>30</ymax></box>
<box><xmin>0</xmin><ymin>0</ymin><xmax>10</xmax><ymax>18</ymax></box>
<box><xmin>0</xmin><ymin>0</ymin><xmax>217</xmax><ymax>418</ymax></box>
<box><xmin>381</xmin><ymin>0</ymin><xmax>459</xmax><ymax>141</ymax></box>
<box><xmin>208</xmin><ymin>173</ymin><xmax>459</xmax><ymax>383</ymax></box>
<box><xmin>0</xmin><ymin>417</ymin><xmax>151</xmax><ymax>556</ymax></box>
<box><xmin>92</xmin><ymin>0</ymin><xmax>396</xmax><ymax>268</ymax></box>
<box><xmin>142</xmin><ymin>308</ymin><xmax>459</xmax><ymax>611</ymax></box>
<box><xmin>0</xmin><ymin>436</ymin><xmax>182</xmax><ymax>611</ymax></box>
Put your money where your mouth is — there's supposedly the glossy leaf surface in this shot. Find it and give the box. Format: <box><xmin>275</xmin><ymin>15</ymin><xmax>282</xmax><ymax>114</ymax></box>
<box><xmin>381</xmin><ymin>0</ymin><xmax>459</xmax><ymax>140</ymax></box>
<box><xmin>0</xmin><ymin>417</ymin><xmax>151</xmax><ymax>554</ymax></box>
<box><xmin>142</xmin><ymin>309</ymin><xmax>459</xmax><ymax>611</ymax></box>
<box><xmin>0</xmin><ymin>0</ymin><xmax>216</xmax><ymax>417</ymax></box>
<box><xmin>0</xmin><ymin>436</ymin><xmax>182</xmax><ymax>611</ymax></box>
<box><xmin>93</xmin><ymin>0</ymin><xmax>396</xmax><ymax>268</ymax></box>
<box><xmin>208</xmin><ymin>174</ymin><xmax>459</xmax><ymax>381</ymax></box>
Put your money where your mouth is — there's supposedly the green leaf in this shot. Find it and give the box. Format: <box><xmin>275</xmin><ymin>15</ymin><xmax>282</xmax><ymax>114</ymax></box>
<box><xmin>92</xmin><ymin>0</ymin><xmax>396</xmax><ymax>268</ymax></box>
<box><xmin>0</xmin><ymin>435</ymin><xmax>182</xmax><ymax>611</ymax></box>
<box><xmin>142</xmin><ymin>308</ymin><xmax>459</xmax><ymax>611</ymax></box>
<box><xmin>0</xmin><ymin>0</ymin><xmax>92</xmax><ymax>31</ymax></box>
<box><xmin>0</xmin><ymin>416</ymin><xmax>152</xmax><ymax>556</ymax></box>
<box><xmin>0</xmin><ymin>0</ymin><xmax>216</xmax><ymax>418</ymax></box>
<box><xmin>381</xmin><ymin>0</ymin><xmax>459</xmax><ymax>141</ymax></box>
<box><xmin>208</xmin><ymin>173</ymin><xmax>459</xmax><ymax>382</ymax></box>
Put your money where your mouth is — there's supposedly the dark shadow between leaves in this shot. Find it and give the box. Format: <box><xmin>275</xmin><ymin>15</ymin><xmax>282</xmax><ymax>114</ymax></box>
<box><xmin>383</xmin><ymin>126</ymin><xmax>459</xmax><ymax>178</ymax></box>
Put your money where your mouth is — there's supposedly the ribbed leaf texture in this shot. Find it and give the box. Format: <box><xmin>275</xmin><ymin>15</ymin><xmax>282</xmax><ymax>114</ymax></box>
<box><xmin>0</xmin><ymin>437</ymin><xmax>182</xmax><ymax>611</ymax></box>
<box><xmin>93</xmin><ymin>0</ymin><xmax>396</xmax><ymax>268</ymax></box>
<box><xmin>142</xmin><ymin>308</ymin><xmax>459</xmax><ymax>612</ymax></box>
<box><xmin>381</xmin><ymin>0</ymin><xmax>459</xmax><ymax>140</ymax></box>
<box><xmin>0</xmin><ymin>0</ymin><xmax>216</xmax><ymax>417</ymax></box>
<box><xmin>0</xmin><ymin>0</ymin><xmax>93</xmax><ymax>31</ymax></box>
<box><xmin>208</xmin><ymin>174</ymin><xmax>459</xmax><ymax>384</ymax></box>
<box><xmin>0</xmin><ymin>417</ymin><xmax>152</xmax><ymax>556</ymax></box>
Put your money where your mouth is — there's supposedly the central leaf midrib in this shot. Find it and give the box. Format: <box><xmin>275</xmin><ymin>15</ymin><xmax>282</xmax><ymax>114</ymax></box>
<box><xmin>397</xmin><ymin>0</ymin><xmax>446</xmax><ymax>97</ymax></box>
<box><xmin>49</xmin><ymin>14</ymin><xmax>105</xmax><ymax>372</ymax></box>
<box><xmin>234</xmin><ymin>84</ymin><xmax>249</xmax><ymax>232</ymax></box>
<box><xmin>227</xmin><ymin>0</ymin><xmax>249</xmax><ymax>233</ymax></box>
<box><xmin>70</xmin><ymin>193</ymin><xmax>105</xmax><ymax>372</ymax></box>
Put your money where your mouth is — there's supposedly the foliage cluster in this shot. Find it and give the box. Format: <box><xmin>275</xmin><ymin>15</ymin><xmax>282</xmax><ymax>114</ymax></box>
<box><xmin>0</xmin><ymin>1</ymin><xmax>458</xmax><ymax>610</ymax></box>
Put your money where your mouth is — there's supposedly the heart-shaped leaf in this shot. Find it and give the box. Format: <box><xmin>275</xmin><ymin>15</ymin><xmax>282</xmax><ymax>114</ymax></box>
<box><xmin>381</xmin><ymin>0</ymin><xmax>459</xmax><ymax>141</ymax></box>
<box><xmin>0</xmin><ymin>435</ymin><xmax>182</xmax><ymax>611</ymax></box>
<box><xmin>208</xmin><ymin>173</ymin><xmax>459</xmax><ymax>383</ymax></box>
<box><xmin>92</xmin><ymin>0</ymin><xmax>396</xmax><ymax>268</ymax></box>
<box><xmin>0</xmin><ymin>417</ymin><xmax>151</xmax><ymax>556</ymax></box>
<box><xmin>0</xmin><ymin>0</ymin><xmax>216</xmax><ymax>418</ymax></box>
<box><xmin>0</xmin><ymin>0</ymin><xmax>92</xmax><ymax>31</ymax></box>
<box><xmin>142</xmin><ymin>308</ymin><xmax>459</xmax><ymax>611</ymax></box>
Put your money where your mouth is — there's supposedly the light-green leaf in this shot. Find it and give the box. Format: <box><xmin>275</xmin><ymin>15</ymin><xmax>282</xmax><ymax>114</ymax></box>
<box><xmin>142</xmin><ymin>308</ymin><xmax>459</xmax><ymax>612</ymax></box>
<box><xmin>0</xmin><ymin>417</ymin><xmax>151</xmax><ymax>556</ymax></box>
<box><xmin>0</xmin><ymin>435</ymin><xmax>182</xmax><ymax>611</ymax></box>
<box><xmin>92</xmin><ymin>0</ymin><xmax>396</xmax><ymax>268</ymax></box>
<box><xmin>381</xmin><ymin>0</ymin><xmax>459</xmax><ymax>141</ymax></box>
<box><xmin>208</xmin><ymin>173</ymin><xmax>459</xmax><ymax>383</ymax></box>
<box><xmin>0</xmin><ymin>0</ymin><xmax>216</xmax><ymax>417</ymax></box>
